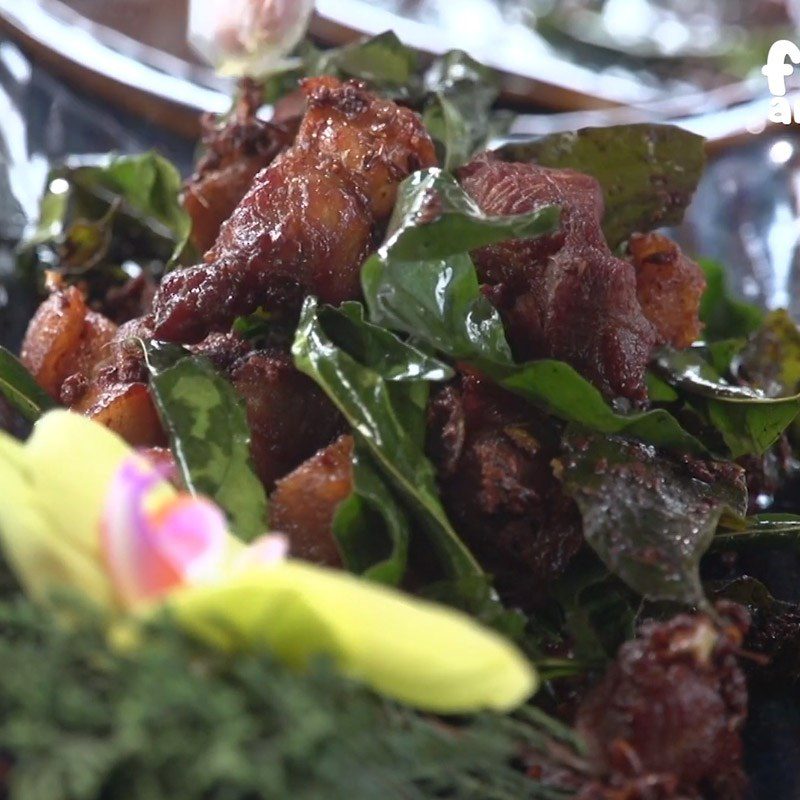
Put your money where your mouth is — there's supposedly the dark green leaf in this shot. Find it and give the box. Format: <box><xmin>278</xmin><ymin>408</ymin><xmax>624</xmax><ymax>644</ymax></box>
<box><xmin>422</xmin><ymin>50</ymin><xmax>502</xmax><ymax>170</ymax></box>
<box><xmin>332</xmin><ymin>443</ymin><xmax>410</xmax><ymax>585</ymax></box>
<box><xmin>19</xmin><ymin>152</ymin><xmax>193</xmax><ymax>281</ymax></box>
<box><xmin>420</xmin><ymin>576</ymin><xmax>527</xmax><ymax>642</ymax></box>
<box><xmin>308</xmin><ymin>31</ymin><xmax>421</xmax><ymax>98</ymax></box>
<box><xmin>143</xmin><ymin>343</ymin><xmax>268</xmax><ymax>542</ymax></box>
<box><xmin>653</xmin><ymin>346</ymin><xmax>800</xmax><ymax>457</ymax></box>
<box><xmin>737</xmin><ymin>309</ymin><xmax>800</xmax><ymax>398</ymax></box>
<box><xmin>496</xmin><ymin>360</ymin><xmax>709</xmax><ymax>456</ymax></box>
<box><xmin>553</xmin><ymin>553</ymin><xmax>636</xmax><ymax>666</ymax></box>
<box><xmin>496</xmin><ymin>124</ymin><xmax>705</xmax><ymax>248</ymax></box>
<box><xmin>292</xmin><ymin>298</ymin><xmax>482</xmax><ymax>583</ymax></box>
<box><xmin>698</xmin><ymin>258</ymin><xmax>764</xmax><ymax>341</ymax></box>
<box><xmin>558</xmin><ymin>431</ymin><xmax>747</xmax><ymax>604</ymax></box>
<box><xmin>362</xmin><ymin>169</ymin><xmax>709</xmax><ymax>456</ymax></box>
<box><xmin>0</xmin><ymin>346</ymin><xmax>55</xmax><ymax>423</ymax></box>
<box><xmin>714</xmin><ymin>513</ymin><xmax>800</xmax><ymax>549</ymax></box>
<box><xmin>379</xmin><ymin>168</ymin><xmax>561</xmax><ymax>262</ymax></box>
<box><xmin>329</xmin><ymin>302</ymin><xmax>453</xmax><ymax>381</ymax></box>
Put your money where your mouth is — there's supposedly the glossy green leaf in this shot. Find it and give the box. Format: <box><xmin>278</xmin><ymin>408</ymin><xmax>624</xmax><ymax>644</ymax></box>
<box><xmin>737</xmin><ymin>309</ymin><xmax>800</xmax><ymax>398</ymax></box>
<box><xmin>496</xmin><ymin>124</ymin><xmax>705</xmax><ymax>248</ymax></box>
<box><xmin>558</xmin><ymin>431</ymin><xmax>747</xmax><ymax>605</ymax></box>
<box><xmin>495</xmin><ymin>360</ymin><xmax>710</xmax><ymax>456</ymax></box>
<box><xmin>698</xmin><ymin>259</ymin><xmax>764</xmax><ymax>341</ymax></box>
<box><xmin>362</xmin><ymin>170</ymin><xmax>710</xmax><ymax>456</ymax></box>
<box><xmin>0</xmin><ymin>346</ymin><xmax>55</xmax><ymax>423</ymax></box>
<box><xmin>143</xmin><ymin>343</ymin><xmax>268</xmax><ymax>542</ymax></box>
<box><xmin>714</xmin><ymin>513</ymin><xmax>800</xmax><ymax>549</ymax></box>
<box><xmin>378</xmin><ymin>168</ymin><xmax>560</xmax><ymax>262</ymax></box>
<box><xmin>292</xmin><ymin>298</ymin><xmax>482</xmax><ymax>583</ymax></box>
<box><xmin>332</xmin><ymin>443</ymin><xmax>411</xmax><ymax>586</ymax></box>
<box><xmin>653</xmin><ymin>346</ymin><xmax>800</xmax><ymax>457</ymax></box>
<box><xmin>19</xmin><ymin>152</ymin><xmax>193</xmax><ymax>283</ymax></box>
<box><xmin>308</xmin><ymin>31</ymin><xmax>420</xmax><ymax>96</ymax></box>
<box><xmin>422</xmin><ymin>50</ymin><xmax>503</xmax><ymax>169</ymax></box>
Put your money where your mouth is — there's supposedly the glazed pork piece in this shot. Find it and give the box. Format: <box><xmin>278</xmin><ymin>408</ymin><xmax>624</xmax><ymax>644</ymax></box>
<box><xmin>576</xmin><ymin>603</ymin><xmax>749</xmax><ymax>800</ymax></box>
<box><xmin>459</xmin><ymin>153</ymin><xmax>702</xmax><ymax>403</ymax></box>
<box><xmin>153</xmin><ymin>76</ymin><xmax>438</xmax><ymax>343</ymax></box>
<box><xmin>628</xmin><ymin>232</ymin><xmax>707</xmax><ymax>349</ymax></box>
<box><xmin>269</xmin><ymin>434</ymin><xmax>354</xmax><ymax>567</ymax></box>
<box><xmin>427</xmin><ymin>370</ymin><xmax>583</xmax><ymax>608</ymax></box>
<box><xmin>184</xmin><ymin>80</ymin><xmax>299</xmax><ymax>254</ymax></box>
<box><xmin>229</xmin><ymin>349</ymin><xmax>346</xmax><ymax>491</ymax></box>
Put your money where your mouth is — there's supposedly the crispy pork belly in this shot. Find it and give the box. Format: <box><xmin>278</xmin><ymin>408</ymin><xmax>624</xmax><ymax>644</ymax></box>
<box><xmin>427</xmin><ymin>370</ymin><xmax>583</xmax><ymax>608</ymax></box>
<box><xmin>628</xmin><ymin>232</ymin><xmax>706</xmax><ymax>349</ymax></box>
<box><xmin>153</xmin><ymin>77</ymin><xmax>437</xmax><ymax>343</ymax></box>
<box><xmin>460</xmin><ymin>154</ymin><xmax>659</xmax><ymax>403</ymax></box>
<box><xmin>269</xmin><ymin>434</ymin><xmax>354</xmax><ymax>567</ymax></box>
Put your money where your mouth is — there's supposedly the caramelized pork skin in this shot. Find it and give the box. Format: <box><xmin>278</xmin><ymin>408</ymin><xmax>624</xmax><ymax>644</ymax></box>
<box><xmin>153</xmin><ymin>77</ymin><xmax>437</xmax><ymax>344</ymax></box>
<box><xmin>576</xmin><ymin>603</ymin><xmax>749</xmax><ymax>800</ymax></box>
<box><xmin>427</xmin><ymin>370</ymin><xmax>583</xmax><ymax>608</ymax></box>
<box><xmin>21</xmin><ymin>286</ymin><xmax>116</xmax><ymax>402</ymax></box>
<box><xmin>184</xmin><ymin>79</ymin><xmax>299</xmax><ymax>254</ymax></box>
<box><xmin>269</xmin><ymin>434</ymin><xmax>354</xmax><ymax>567</ymax></box>
<box><xmin>229</xmin><ymin>348</ymin><xmax>346</xmax><ymax>492</ymax></box>
<box><xmin>460</xmin><ymin>154</ymin><xmax>660</xmax><ymax>403</ymax></box>
<box><xmin>628</xmin><ymin>232</ymin><xmax>706</xmax><ymax>349</ymax></box>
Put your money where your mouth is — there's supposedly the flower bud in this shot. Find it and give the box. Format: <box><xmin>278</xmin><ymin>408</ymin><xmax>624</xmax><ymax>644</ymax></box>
<box><xmin>189</xmin><ymin>0</ymin><xmax>315</xmax><ymax>77</ymax></box>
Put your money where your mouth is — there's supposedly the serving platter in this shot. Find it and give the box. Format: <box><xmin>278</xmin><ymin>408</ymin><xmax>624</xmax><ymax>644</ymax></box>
<box><xmin>0</xmin><ymin>0</ymin><xmax>779</xmax><ymax>134</ymax></box>
<box><xmin>1</xmin><ymin>12</ymin><xmax>800</xmax><ymax>798</ymax></box>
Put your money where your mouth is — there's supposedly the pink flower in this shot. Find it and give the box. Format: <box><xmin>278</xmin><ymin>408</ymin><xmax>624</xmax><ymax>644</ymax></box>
<box><xmin>101</xmin><ymin>458</ymin><xmax>286</xmax><ymax>608</ymax></box>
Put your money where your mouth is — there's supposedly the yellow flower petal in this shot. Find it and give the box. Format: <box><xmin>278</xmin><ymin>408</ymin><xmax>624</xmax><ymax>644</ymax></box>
<box><xmin>0</xmin><ymin>431</ymin><xmax>116</xmax><ymax>609</ymax></box>
<box><xmin>170</xmin><ymin>561</ymin><xmax>537</xmax><ymax>713</ymax></box>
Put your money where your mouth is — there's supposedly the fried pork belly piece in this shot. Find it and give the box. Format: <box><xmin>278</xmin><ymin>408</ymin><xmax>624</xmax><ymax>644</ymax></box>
<box><xmin>576</xmin><ymin>602</ymin><xmax>750</xmax><ymax>800</ymax></box>
<box><xmin>184</xmin><ymin>80</ymin><xmax>299</xmax><ymax>254</ymax></box>
<box><xmin>459</xmin><ymin>154</ymin><xmax>659</xmax><ymax>403</ymax></box>
<box><xmin>68</xmin><ymin>316</ymin><xmax>166</xmax><ymax>448</ymax></box>
<box><xmin>427</xmin><ymin>370</ymin><xmax>583</xmax><ymax>608</ymax></box>
<box><xmin>229</xmin><ymin>349</ymin><xmax>346</xmax><ymax>491</ymax></box>
<box><xmin>628</xmin><ymin>232</ymin><xmax>706</xmax><ymax>349</ymax></box>
<box><xmin>21</xmin><ymin>286</ymin><xmax>116</xmax><ymax>402</ymax></box>
<box><xmin>269</xmin><ymin>434</ymin><xmax>354</xmax><ymax>567</ymax></box>
<box><xmin>153</xmin><ymin>77</ymin><xmax>437</xmax><ymax>343</ymax></box>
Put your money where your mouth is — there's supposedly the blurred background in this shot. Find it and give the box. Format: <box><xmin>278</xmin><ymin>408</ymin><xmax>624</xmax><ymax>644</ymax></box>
<box><xmin>1</xmin><ymin>0</ymin><xmax>800</xmax><ymax>328</ymax></box>
<box><xmin>0</xmin><ymin>1</ymin><xmax>799</xmax><ymax>797</ymax></box>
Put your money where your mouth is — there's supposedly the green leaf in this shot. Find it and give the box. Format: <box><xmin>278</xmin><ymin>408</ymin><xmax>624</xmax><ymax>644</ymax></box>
<box><xmin>737</xmin><ymin>309</ymin><xmax>800</xmax><ymax>398</ymax></box>
<box><xmin>495</xmin><ymin>360</ymin><xmax>710</xmax><ymax>456</ymax></box>
<box><xmin>292</xmin><ymin>298</ymin><xmax>483</xmax><ymax>583</ymax></box>
<box><xmin>362</xmin><ymin>168</ymin><xmax>553</xmax><ymax>363</ymax></box>
<box><xmin>698</xmin><ymin>258</ymin><xmax>764</xmax><ymax>341</ymax></box>
<box><xmin>653</xmin><ymin>347</ymin><xmax>800</xmax><ymax>457</ymax></box>
<box><xmin>332</xmin><ymin>443</ymin><xmax>411</xmax><ymax>586</ymax></box>
<box><xmin>496</xmin><ymin>124</ymin><xmax>706</xmax><ymax>248</ymax></box>
<box><xmin>143</xmin><ymin>343</ymin><xmax>268</xmax><ymax>542</ymax></box>
<box><xmin>713</xmin><ymin>513</ymin><xmax>800</xmax><ymax>549</ymax></box>
<box><xmin>420</xmin><ymin>576</ymin><xmax>528</xmax><ymax>642</ymax></box>
<box><xmin>379</xmin><ymin>168</ymin><xmax>561</xmax><ymax>262</ymax></box>
<box><xmin>422</xmin><ymin>50</ymin><xmax>502</xmax><ymax>170</ymax></box>
<box><xmin>553</xmin><ymin>554</ymin><xmax>636</xmax><ymax>667</ymax></box>
<box><xmin>362</xmin><ymin>169</ymin><xmax>709</xmax><ymax>456</ymax></box>
<box><xmin>308</xmin><ymin>31</ymin><xmax>421</xmax><ymax>98</ymax></box>
<box><xmin>19</xmin><ymin>152</ymin><xmax>193</xmax><ymax>282</ymax></box>
<box><xmin>557</xmin><ymin>431</ymin><xmax>747</xmax><ymax>605</ymax></box>
<box><xmin>329</xmin><ymin>302</ymin><xmax>453</xmax><ymax>382</ymax></box>
<box><xmin>0</xmin><ymin>347</ymin><xmax>56</xmax><ymax>422</ymax></box>
<box><xmin>0</xmin><ymin>347</ymin><xmax>55</xmax><ymax>423</ymax></box>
